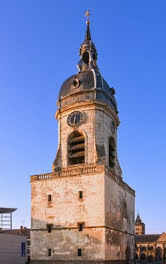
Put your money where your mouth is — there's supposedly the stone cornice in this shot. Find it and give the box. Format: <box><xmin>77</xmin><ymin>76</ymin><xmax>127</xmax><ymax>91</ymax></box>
<box><xmin>30</xmin><ymin>226</ymin><xmax>134</xmax><ymax>236</ymax></box>
<box><xmin>30</xmin><ymin>164</ymin><xmax>135</xmax><ymax>196</ymax></box>
<box><xmin>55</xmin><ymin>100</ymin><xmax>120</xmax><ymax>126</ymax></box>
<box><xmin>30</xmin><ymin>164</ymin><xmax>103</xmax><ymax>182</ymax></box>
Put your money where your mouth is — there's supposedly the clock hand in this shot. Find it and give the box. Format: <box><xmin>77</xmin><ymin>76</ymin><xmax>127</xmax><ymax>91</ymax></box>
<box><xmin>73</xmin><ymin>116</ymin><xmax>77</xmax><ymax>124</ymax></box>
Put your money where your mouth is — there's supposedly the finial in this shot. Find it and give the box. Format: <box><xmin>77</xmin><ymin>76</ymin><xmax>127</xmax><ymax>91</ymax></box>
<box><xmin>84</xmin><ymin>10</ymin><xmax>91</xmax><ymax>25</ymax></box>
<box><xmin>84</xmin><ymin>10</ymin><xmax>91</xmax><ymax>41</ymax></box>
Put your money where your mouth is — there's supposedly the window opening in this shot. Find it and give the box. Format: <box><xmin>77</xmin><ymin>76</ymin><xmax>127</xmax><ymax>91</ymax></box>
<box><xmin>148</xmin><ymin>246</ymin><xmax>153</xmax><ymax>250</ymax></box>
<box><xmin>78</xmin><ymin>248</ymin><xmax>82</xmax><ymax>256</ymax></box>
<box><xmin>140</xmin><ymin>246</ymin><xmax>146</xmax><ymax>252</ymax></box>
<box><xmin>21</xmin><ymin>242</ymin><xmax>26</xmax><ymax>257</ymax></box>
<box><xmin>47</xmin><ymin>224</ymin><xmax>53</xmax><ymax>233</ymax></box>
<box><xmin>79</xmin><ymin>191</ymin><xmax>83</xmax><ymax>199</ymax></box>
<box><xmin>48</xmin><ymin>195</ymin><xmax>52</xmax><ymax>202</ymax></box>
<box><xmin>109</xmin><ymin>137</ymin><xmax>115</xmax><ymax>168</ymax></box>
<box><xmin>68</xmin><ymin>131</ymin><xmax>85</xmax><ymax>165</ymax></box>
<box><xmin>48</xmin><ymin>249</ymin><xmax>51</xmax><ymax>256</ymax></box>
<box><xmin>123</xmin><ymin>202</ymin><xmax>127</xmax><ymax>218</ymax></box>
<box><xmin>78</xmin><ymin>223</ymin><xmax>84</xmax><ymax>231</ymax></box>
<box><xmin>82</xmin><ymin>51</ymin><xmax>89</xmax><ymax>64</ymax></box>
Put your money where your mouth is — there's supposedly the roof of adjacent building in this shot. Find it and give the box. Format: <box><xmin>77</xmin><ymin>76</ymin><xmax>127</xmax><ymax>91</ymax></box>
<box><xmin>135</xmin><ymin>234</ymin><xmax>160</xmax><ymax>243</ymax></box>
<box><xmin>0</xmin><ymin>207</ymin><xmax>17</xmax><ymax>213</ymax></box>
<box><xmin>0</xmin><ymin>228</ymin><xmax>30</xmax><ymax>238</ymax></box>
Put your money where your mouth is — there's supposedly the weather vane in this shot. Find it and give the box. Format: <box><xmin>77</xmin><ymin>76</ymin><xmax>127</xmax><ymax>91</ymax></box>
<box><xmin>84</xmin><ymin>10</ymin><xmax>91</xmax><ymax>25</ymax></box>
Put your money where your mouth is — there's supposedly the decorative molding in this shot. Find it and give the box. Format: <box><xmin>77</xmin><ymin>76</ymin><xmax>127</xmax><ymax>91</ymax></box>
<box><xmin>31</xmin><ymin>164</ymin><xmax>101</xmax><ymax>182</ymax></box>
<box><xmin>56</xmin><ymin>100</ymin><xmax>120</xmax><ymax>126</ymax></box>
<box><xmin>30</xmin><ymin>225</ymin><xmax>134</xmax><ymax>236</ymax></box>
<box><xmin>30</xmin><ymin>164</ymin><xmax>135</xmax><ymax>196</ymax></box>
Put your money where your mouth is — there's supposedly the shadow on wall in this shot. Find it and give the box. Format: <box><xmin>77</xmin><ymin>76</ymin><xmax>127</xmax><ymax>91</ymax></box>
<box><xmin>30</xmin><ymin>218</ymin><xmax>133</xmax><ymax>262</ymax></box>
<box><xmin>135</xmin><ymin>260</ymin><xmax>166</xmax><ymax>264</ymax></box>
<box><xmin>30</xmin><ymin>217</ymin><xmax>103</xmax><ymax>261</ymax></box>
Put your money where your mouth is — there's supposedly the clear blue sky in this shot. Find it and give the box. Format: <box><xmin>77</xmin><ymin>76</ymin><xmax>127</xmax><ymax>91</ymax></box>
<box><xmin>0</xmin><ymin>0</ymin><xmax>165</xmax><ymax>233</ymax></box>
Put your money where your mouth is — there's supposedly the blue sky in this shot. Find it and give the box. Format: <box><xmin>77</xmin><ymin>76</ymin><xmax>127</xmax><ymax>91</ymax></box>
<box><xmin>0</xmin><ymin>0</ymin><xmax>165</xmax><ymax>233</ymax></box>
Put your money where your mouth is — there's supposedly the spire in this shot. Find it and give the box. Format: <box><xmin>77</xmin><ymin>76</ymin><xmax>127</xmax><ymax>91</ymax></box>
<box><xmin>135</xmin><ymin>213</ymin><xmax>141</xmax><ymax>224</ymax></box>
<box><xmin>77</xmin><ymin>11</ymin><xmax>98</xmax><ymax>73</ymax></box>
<box><xmin>85</xmin><ymin>21</ymin><xmax>91</xmax><ymax>41</ymax></box>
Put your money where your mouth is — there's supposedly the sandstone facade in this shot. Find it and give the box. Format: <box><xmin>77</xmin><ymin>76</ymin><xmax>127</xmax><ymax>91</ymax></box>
<box><xmin>30</xmin><ymin>20</ymin><xmax>135</xmax><ymax>263</ymax></box>
<box><xmin>31</xmin><ymin>164</ymin><xmax>135</xmax><ymax>261</ymax></box>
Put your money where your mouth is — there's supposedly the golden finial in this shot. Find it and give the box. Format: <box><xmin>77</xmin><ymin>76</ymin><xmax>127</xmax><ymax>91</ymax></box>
<box><xmin>85</xmin><ymin>10</ymin><xmax>91</xmax><ymax>25</ymax></box>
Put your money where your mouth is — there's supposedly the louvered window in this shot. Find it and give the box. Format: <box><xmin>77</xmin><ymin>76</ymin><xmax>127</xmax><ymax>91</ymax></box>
<box><xmin>68</xmin><ymin>131</ymin><xmax>85</xmax><ymax>165</ymax></box>
<box><xmin>109</xmin><ymin>137</ymin><xmax>115</xmax><ymax>168</ymax></box>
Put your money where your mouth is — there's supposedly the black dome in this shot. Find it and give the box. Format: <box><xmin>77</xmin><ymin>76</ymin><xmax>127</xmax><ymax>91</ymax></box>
<box><xmin>58</xmin><ymin>69</ymin><xmax>118</xmax><ymax>113</ymax></box>
<box><xmin>59</xmin><ymin>70</ymin><xmax>94</xmax><ymax>99</ymax></box>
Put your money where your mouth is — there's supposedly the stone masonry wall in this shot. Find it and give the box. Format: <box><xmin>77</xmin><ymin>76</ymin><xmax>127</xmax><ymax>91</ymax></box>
<box><xmin>31</xmin><ymin>173</ymin><xmax>105</xmax><ymax>261</ymax></box>
<box><xmin>54</xmin><ymin>102</ymin><xmax>119</xmax><ymax>170</ymax></box>
<box><xmin>105</xmin><ymin>174</ymin><xmax>135</xmax><ymax>260</ymax></box>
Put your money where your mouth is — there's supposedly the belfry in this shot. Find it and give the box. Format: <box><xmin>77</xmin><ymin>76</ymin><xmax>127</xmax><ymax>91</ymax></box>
<box><xmin>30</xmin><ymin>18</ymin><xmax>135</xmax><ymax>263</ymax></box>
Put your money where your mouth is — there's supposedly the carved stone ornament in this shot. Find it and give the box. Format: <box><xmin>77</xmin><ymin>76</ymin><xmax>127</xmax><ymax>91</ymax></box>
<box><xmin>67</xmin><ymin>111</ymin><xmax>85</xmax><ymax>127</ymax></box>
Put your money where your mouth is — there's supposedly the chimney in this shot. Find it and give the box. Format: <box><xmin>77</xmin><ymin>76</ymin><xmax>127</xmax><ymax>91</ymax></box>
<box><xmin>20</xmin><ymin>225</ymin><xmax>23</xmax><ymax>234</ymax></box>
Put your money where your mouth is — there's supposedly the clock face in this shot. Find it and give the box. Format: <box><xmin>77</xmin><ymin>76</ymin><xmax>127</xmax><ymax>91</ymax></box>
<box><xmin>67</xmin><ymin>111</ymin><xmax>85</xmax><ymax>127</ymax></box>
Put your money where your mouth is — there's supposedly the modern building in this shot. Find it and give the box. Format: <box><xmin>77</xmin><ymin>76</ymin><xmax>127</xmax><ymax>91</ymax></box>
<box><xmin>0</xmin><ymin>232</ymin><xmax>27</xmax><ymax>264</ymax></box>
<box><xmin>0</xmin><ymin>226</ymin><xmax>30</xmax><ymax>261</ymax></box>
<box><xmin>30</xmin><ymin>19</ymin><xmax>135</xmax><ymax>263</ymax></box>
<box><xmin>0</xmin><ymin>207</ymin><xmax>16</xmax><ymax>230</ymax></box>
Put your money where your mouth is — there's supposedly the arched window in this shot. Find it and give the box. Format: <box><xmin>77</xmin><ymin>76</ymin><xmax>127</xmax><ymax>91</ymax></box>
<box><xmin>156</xmin><ymin>247</ymin><xmax>162</xmax><ymax>260</ymax></box>
<box><xmin>140</xmin><ymin>254</ymin><xmax>146</xmax><ymax>260</ymax></box>
<box><xmin>82</xmin><ymin>51</ymin><xmax>89</xmax><ymax>64</ymax></box>
<box><xmin>109</xmin><ymin>137</ymin><xmax>115</xmax><ymax>168</ymax></box>
<box><xmin>140</xmin><ymin>246</ymin><xmax>146</xmax><ymax>252</ymax></box>
<box><xmin>68</xmin><ymin>131</ymin><xmax>85</xmax><ymax>165</ymax></box>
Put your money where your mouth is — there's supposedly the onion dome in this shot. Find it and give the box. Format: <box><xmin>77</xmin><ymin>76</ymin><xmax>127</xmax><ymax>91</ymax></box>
<box><xmin>57</xmin><ymin>21</ymin><xmax>118</xmax><ymax>113</ymax></box>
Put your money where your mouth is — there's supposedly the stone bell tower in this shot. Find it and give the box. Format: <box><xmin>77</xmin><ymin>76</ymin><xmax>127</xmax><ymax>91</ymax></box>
<box><xmin>135</xmin><ymin>213</ymin><xmax>145</xmax><ymax>235</ymax></box>
<box><xmin>30</xmin><ymin>19</ymin><xmax>135</xmax><ymax>264</ymax></box>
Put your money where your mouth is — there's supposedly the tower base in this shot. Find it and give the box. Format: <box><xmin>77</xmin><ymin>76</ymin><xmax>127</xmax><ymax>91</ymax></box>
<box><xmin>30</xmin><ymin>260</ymin><xmax>134</xmax><ymax>264</ymax></box>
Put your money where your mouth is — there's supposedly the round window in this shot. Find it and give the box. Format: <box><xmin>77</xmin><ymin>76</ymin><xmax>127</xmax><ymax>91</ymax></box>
<box><xmin>71</xmin><ymin>78</ymin><xmax>80</xmax><ymax>89</ymax></box>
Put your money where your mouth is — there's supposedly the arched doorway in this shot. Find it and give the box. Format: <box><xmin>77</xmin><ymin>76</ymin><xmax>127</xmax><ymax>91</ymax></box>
<box><xmin>125</xmin><ymin>246</ymin><xmax>130</xmax><ymax>261</ymax></box>
<box><xmin>140</xmin><ymin>253</ymin><xmax>146</xmax><ymax>261</ymax></box>
<box><xmin>147</xmin><ymin>255</ymin><xmax>153</xmax><ymax>262</ymax></box>
<box><xmin>164</xmin><ymin>248</ymin><xmax>166</xmax><ymax>260</ymax></box>
<box><xmin>156</xmin><ymin>247</ymin><xmax>162</xmax><ymax>260</ymax></box>
<box><xmin>135</xmin><ymin>253</ymin><xmax>138</xmax><ymax>260</ymax></box>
